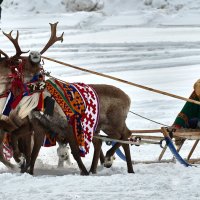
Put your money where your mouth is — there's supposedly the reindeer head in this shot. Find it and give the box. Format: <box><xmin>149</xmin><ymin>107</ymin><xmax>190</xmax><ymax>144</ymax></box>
<box><xmin>1</xmin><ymin>22</ymin><xmax>64</xmax><ymax>80</ymax></box>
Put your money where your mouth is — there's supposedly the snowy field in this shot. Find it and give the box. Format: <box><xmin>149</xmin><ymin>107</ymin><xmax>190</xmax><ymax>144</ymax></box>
<box><xmin>1</xmin><ymin>0</ymin><xmax>200</xmax><ymax>199</ymax></box>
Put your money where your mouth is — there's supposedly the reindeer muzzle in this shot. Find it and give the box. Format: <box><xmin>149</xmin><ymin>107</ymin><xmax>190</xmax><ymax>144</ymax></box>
<box><xmin>29</xmin><ymin>51</ymin><xmax>41</xmax><ymax>64</ymax></box>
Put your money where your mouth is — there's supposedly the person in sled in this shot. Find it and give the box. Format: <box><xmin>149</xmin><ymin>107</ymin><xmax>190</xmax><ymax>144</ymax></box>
<box><xmin>173</xmin><ymin>79</ymin><xmax>200</xmax><ymax>146</ymax></box>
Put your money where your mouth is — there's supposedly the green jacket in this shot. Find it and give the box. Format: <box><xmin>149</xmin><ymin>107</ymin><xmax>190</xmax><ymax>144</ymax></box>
<box><xmin>173</xmin><ymin>91</ymin><xmax>200</xmax><ymax>128</ymax></box>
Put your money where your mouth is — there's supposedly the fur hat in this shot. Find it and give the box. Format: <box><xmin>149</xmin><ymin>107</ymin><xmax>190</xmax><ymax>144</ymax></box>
<box><xmin>194</xmin><ymin>79</ymin><xmax>200</xmax><ymax>97</ymax></box>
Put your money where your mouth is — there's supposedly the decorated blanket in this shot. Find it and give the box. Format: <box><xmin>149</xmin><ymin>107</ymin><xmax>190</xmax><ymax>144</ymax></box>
<box><xmin>173</xmin><ymin>91</ymin><xmax>200</xmax><ymax>128</ymax></box>
<box><xmin>1</xmin><ymin>76</ymin><xmax>99</xmax><ymax>157</ymax></box>
<box><xmin>46</xmin><ymin>79</ymin><xmax>99</xmax><ymax>157</ymax></box>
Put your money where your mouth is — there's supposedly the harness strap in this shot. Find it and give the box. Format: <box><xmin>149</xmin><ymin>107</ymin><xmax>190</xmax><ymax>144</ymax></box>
<box><xmin>0</xmin><ymin>91</ymin><xmax>9</xmax><ymax>98</ymax></box>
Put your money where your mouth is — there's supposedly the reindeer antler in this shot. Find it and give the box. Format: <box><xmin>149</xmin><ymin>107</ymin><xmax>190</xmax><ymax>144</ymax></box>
<box><xmin>3</xmin><ymin>30</ymin><xmax>29</xmax><ymax>58</ymax></box>
<box><xmin>40</xmin><ymin>22</ymin><xmax>64</xmax><ymax>55</ymax></box>
<box><xmin>0</xmin><ymin>50</ymin><xmax>9</xmax><ymax>59</ymax></box>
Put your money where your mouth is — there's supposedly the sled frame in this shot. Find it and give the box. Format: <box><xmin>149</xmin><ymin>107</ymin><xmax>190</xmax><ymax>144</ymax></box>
<box><xmin>130</xmin><ymin>127</ymin><xmax>200</xmax><ymax>165</ymax></box>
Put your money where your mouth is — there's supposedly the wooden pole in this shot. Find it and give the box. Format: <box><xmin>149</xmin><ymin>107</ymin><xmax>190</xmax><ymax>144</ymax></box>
<box><xmin>158</xmin><ymin>144</ymin><xmax>168</xmax><ymax>161</ymax></box>
<box><xmin>187</xmin><ymin>140</ymin><xmax>199</xmax><ymax>161</ymax></box>
<box><xmin>131</xmin><ymin>129</ymin><xmax>161</xmax><ymax>133</ymax></box>
<box><xmin>42</xmin><ymin>56</ymin><xmax>200</xmax><ymax>106</ymax></box>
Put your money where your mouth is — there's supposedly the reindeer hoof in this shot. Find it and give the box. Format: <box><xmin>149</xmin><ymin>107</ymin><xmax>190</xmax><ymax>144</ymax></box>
<box><xmin>17</xmin><ymin>155</ymin><xmax>26</xmax><ymax>171</ymax></box>
<box><xmin>20</xmin><ymin>161</ymin><xmax>27</xmax><ymax>173</ymax></box>
<box><xmin>80</xmin><ymin>170</ymin><xmax>89</xmax><ymax>176</ymax></box>
<box><xmin>104</xmin><ymin>156</ymin><xmax>115</xmax><ymax>168</ymax></box>
<box><xmin>89</xmin><ymin>169</ymin><xmax>97</xmax><ymax>174</ymax></box>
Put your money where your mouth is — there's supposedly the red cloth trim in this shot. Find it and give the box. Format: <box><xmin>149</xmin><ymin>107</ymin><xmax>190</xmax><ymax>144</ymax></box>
<box><xmin>37</xmin><ymin>92</ymin><xmax>44</xmax><ymax>111</ymax></box>
<box><xmin>11</xmin><ymin>93</ymin><xmax>23</xmax><ymax>109</ymax></box>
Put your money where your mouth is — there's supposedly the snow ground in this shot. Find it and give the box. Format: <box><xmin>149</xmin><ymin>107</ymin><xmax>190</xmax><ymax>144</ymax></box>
<box><xmin>1</xmin><ymin>0</ymin><xmax>200</xmax><ymax>200</ymax></box>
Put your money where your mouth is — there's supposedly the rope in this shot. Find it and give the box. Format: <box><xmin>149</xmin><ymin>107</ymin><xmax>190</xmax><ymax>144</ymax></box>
<box><xmin>44</xmin><ymin>72</ymin><xmax>169</xmax><ymax>129</ymax></box>
<box><xmin>41</xmin><ymin>56</ymin><xmax>200</xmax><ymax>106</ymax></box>
<box><xmin>129</xmin><ymin>110</ymin><xmax>169</xmax><ymax>127</ymax></box>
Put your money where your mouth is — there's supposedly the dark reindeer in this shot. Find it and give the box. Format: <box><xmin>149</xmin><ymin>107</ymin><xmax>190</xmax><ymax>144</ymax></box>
<box><xmin>0</xmin><ymin>46</ymin><xmax>33</xmax><ymax>170</ymax></box>
<box><xmin>0</xmin><ymin>53</ymin><xmax>17</xmax><ymax>169</ymax></box>
<box><xmin>0</xmin><ymin>23</ymin><xmax>89</xmax><ymax>175</ymax></box>
<box><xmin>0</xmin><ymin>29</ymin><xmax>57</xmax><ymax>171</ymax></box>
<box><xmin>0</xmin><ymin>22</ymin><xmax>134</xmax><ymax>175</ymax></box>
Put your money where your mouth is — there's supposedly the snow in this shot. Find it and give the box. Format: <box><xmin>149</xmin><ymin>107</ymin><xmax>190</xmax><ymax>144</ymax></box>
<box><xmin>1</xmin><ymin>0</ymin><xmax>200</xmax><ymax>199</ymax></box>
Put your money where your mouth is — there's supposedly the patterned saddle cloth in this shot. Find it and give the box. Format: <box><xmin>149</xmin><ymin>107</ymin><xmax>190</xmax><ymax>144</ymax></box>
<box><xmin>46</xmin><ymin>79</ymin><xmax>99</xmax><ymax>157</ymax></box>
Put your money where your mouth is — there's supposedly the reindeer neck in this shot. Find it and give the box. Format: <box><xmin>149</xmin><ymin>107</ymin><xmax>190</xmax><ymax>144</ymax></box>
<box><xmin>0</xmin><ymin>61</ymin><xmax>11</xmax><ymax>95</ymax></box>
<box><xmin>23</xmin><ymin>61</ymin><xmax>42</xmax><ymax>83</ymax></box>
<box><xmin>0</xmin><ymin>76</ymin><xmax>11</xmax><ymax>95</ymax></box>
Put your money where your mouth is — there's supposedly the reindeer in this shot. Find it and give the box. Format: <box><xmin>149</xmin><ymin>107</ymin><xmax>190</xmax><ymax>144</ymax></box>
<box><xmin>0</xmin><ymin>53</ymin><xmax>16</xmax><ymax>169</ymax></box>
<box><xmin>32</xmin><ymin>84</ymin><xmax>133</xmax><ymax>174</ymax></box>
<box><xmin>0</xmin><ymin>22</ymin><xmax>134</xmax><ymax>175</ymax></box>
<box><xmin>0</xmin><ymin>48</ymin><xmax>33</xmax><ymax>170</ymax></box>
<box><xmin>0</xmin><ymin>23</ymin><xmax>89</xmax><ymax>175</ymax></box>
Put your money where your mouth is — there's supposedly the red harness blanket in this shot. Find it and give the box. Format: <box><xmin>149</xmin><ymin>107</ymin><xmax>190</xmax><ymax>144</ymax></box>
<box><xmin>46</xmin><ymin>79</ymin><xmax>99</xmax><ymax>157</ymax></box>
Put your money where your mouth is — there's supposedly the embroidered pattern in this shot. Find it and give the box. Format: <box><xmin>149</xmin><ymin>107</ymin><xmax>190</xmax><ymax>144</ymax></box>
<box><xmin>46</xmin><ymin>79</ymin><xmax>99</xmax><ymax>157</ymax></box>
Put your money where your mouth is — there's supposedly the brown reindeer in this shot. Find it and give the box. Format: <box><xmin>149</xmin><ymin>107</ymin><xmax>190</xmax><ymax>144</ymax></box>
<box><xmin>0</xmin><ymin>22</ymin><xmax>134</xmax><ymax>175</ymax></box>
<box><xmin>0</xmin><ymin>23</ymin><xmax>89</xmax><ymax>175</ymax></box>
<box><xmin>32</xmin><ymin>83</ymin><xmax>133</xmax><ymax>174</ymax></box>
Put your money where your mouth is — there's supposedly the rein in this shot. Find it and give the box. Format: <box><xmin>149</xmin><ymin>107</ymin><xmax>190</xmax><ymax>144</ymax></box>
<box><xmin>129</xmin><ymin>110</ymin><xmax>169</xmax><ymax>127</ymax></box>
<box><xmin>42</xmin><ymin>56</ymin><xmax>200</xmax><ymax>106</ymax></box>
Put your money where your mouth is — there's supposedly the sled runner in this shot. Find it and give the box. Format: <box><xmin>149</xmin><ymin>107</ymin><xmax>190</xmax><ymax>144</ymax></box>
<box><xmin>94</xmin><ymin>127</ymin><xmax>200</xmax><ymax>166</ymax></box>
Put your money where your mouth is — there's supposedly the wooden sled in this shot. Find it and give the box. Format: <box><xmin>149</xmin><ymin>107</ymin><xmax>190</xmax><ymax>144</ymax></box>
<box><xmin>109</xmin><ymin>127</ymin><xmax>200</xmax><ymax>166</ymax></box>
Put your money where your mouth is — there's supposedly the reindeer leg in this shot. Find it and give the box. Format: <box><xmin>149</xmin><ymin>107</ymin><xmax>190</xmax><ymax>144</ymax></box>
<box><xmin>18</xmin><ymin>133</ymin><xmax>32</xmax><ymax>173</ymax></box>
<box><xmin>28</xmin><ymin>132</ymin><xmax>44</xmax><ymax>175</ymax></box>
<box><xmin>66</xmin><ymin>130</ymin><xmax>89</xmax><ymax>175</ymax></box>
<box><xmin>27</xmin><ymin>118</ymin><xmax>45</xmax><ymax>175</ymax></box>
<box><xmin>100</xmin><ymin>149</ymin><xmax>105</xmax><ymax>165</ymax></box>
<box><xmin>10</xmin><ymin>124</ymin><xmax>31</xmax><ymax>169</ymax></box>
<box><xmin>121</xmin><ymin>143</ymin><xmax>134</xmax><ymax>173</ymax></box>
<box><xmin>0</xmin><ymin>130</ymin><xmax>15</xmax><ymax>169</ymax></box>
<box><xmin>104</xmin><ymin>142</ymin><xmax>121</xmax><ymax>168</ymax></box>
<box><xmin>10</xmin><ymin>133</ymin><xmax>24</xmax><ymax>166</ymax></box>
<box><xmin>89</xmin><ymin>137</ymin><xmax>103</xmax><ymax>174</ymax></box>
